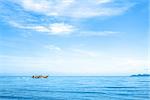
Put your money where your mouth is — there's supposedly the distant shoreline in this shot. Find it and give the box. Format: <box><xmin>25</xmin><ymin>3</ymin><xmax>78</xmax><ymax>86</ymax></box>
<box><xmin>0</xmin><ymin>74</ymin><xmax>150</xmax><ymax>77</ymax></box>
<box><xmin>0</xmin><ymin>75</ymin><xmax>149</xmax><ymax>77</ymax></box>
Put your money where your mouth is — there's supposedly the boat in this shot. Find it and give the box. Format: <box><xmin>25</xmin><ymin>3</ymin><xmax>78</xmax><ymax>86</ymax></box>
<box><xmin>32</xmin><ymin>75</ymin><xmax>48</xmax><ymax>78</ymax></box>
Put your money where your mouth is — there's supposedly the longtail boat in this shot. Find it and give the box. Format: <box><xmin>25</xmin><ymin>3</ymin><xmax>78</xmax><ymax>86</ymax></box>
<box><xmin>32</xmin><ymin>75</ymin><xmax>48</xmax><ymax>78</ymax></box>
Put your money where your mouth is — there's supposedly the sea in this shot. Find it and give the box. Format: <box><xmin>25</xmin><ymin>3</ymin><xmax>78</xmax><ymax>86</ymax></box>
<box><xmin>0</xmin><ymin>76</ymin><xmax>149</xmax><ymax>100</ymax></box>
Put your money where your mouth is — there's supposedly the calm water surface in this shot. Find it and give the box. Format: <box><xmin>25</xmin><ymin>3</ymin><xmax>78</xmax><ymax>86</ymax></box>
<box><xmin>0</xmin><ymin>76</ymin><xmax>149</xmax><ymax>100</ymax></box>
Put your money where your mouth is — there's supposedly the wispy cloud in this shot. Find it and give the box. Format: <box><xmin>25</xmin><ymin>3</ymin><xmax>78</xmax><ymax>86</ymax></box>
<box><xmin>9</xmin><ymin>21</ymin><xmax>75</xmax><ymax>36</ymax></box>
<box><xmin>0</xmin><ymin>0</ymin><xmax>136</xmax><ymax>37</ymax></box>
<box><xmin>96</xmin><ymin>0</ymin><xmax>112</xmax><ymax>4</ymax></box>
<box><xmin>49</xmin><ymin>23</ymin><xmax>75</xmax><ymax>35</ymax></box>
<box><xmin>78</xmin><ymin>31</ymin><xmax>120</xmax><ymax>36</ymax></box>
<box><xmin>9</xmin><ymin>20</ymin><xmax>119</xmax><ymax>36</ymax></box>
<box><xmin>15</xmin><ymin>0</ymin><xmax>134</xmax><ymax>18</ymax></box>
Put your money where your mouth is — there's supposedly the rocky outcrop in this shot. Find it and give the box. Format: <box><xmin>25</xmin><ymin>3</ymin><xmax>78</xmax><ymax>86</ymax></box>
<box><xmin>130</xmin><ymin>74</ymin><xmax>150</xmax><ymax>77</ymax></box>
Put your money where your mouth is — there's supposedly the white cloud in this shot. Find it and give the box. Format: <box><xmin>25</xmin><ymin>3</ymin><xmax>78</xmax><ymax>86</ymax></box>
<box><xmin>0</xmin><ymin>0</ymin><xmax>132</xmax><ymax>37</ymax></box>
<box><xmin>96</xmin><ymin>0</ymin><xmax>112</xmax><ymax>4</ymax></box>
<box><xmin>9</xmin><ymin>21</ymin><xmax>75</xmax><ymax>36</ymax></box>
<box><xmin>79</xmin><ymin>31</ymin><xmax>119</xmax><ymax>36</ymax></box>
<box><xmin>49</xmin><ymin>23</ymin><xmax>75</xmax><ymax>35</ymax></box>
<box><xmin>9</xmin><ymin>20</ymin><xmax>119</xmax><ymax>36</ymax></box>
<box><xmin>15</xmin><ymin>0</ymin><xmax>134</xmax><ymax>18</ymax></box>
<box><xmin>31</xmin><ymin>26</ymin><xmax>50</xmax><ymax>32</ymax></box>
<box><xmin>9</xmin><ymin>21</ymin><xmax>50</xmax><ymax>32</ymax></box>
<box><xmin>21</xmin><ymin>0</ymin><xmax>50</xmax><ymax>14</ymax></box>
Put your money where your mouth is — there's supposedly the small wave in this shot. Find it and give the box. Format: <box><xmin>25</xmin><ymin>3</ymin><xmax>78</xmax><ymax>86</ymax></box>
<box><xmin>0</xmin><ymin>95</ymin><xmax>32</xmax><ymax>99</ymax></box>
<box><xmin>105</xmin><ymin>86</ymin><xmax>140</xmax><ymax>89</ymax></box>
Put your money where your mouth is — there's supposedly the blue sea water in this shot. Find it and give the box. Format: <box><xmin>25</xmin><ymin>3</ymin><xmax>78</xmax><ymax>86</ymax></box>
<box><xmin>0</xmin><ymin>76</ymin><xmax>149</xmax><ymax>100</ymax></box>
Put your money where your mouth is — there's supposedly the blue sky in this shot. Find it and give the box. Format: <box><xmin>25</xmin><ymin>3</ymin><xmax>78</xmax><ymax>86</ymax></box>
<box><xmin>0</xmin><ymin>0</ymin><xmax>149</xmax><ymax>76</ymax></box>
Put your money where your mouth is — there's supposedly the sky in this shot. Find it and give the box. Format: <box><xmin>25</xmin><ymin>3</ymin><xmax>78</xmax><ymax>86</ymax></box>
<box><xmin>0</xmin><ymin>0</ymin><xmax>149</xmax><ymax>76</ymax></box>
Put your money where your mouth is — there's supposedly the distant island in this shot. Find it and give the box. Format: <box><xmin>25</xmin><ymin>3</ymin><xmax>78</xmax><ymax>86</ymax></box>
<box><xmin>130</xmin><ymin>74</ymin><xmax>150</xmax><ymax>77</ymax></box>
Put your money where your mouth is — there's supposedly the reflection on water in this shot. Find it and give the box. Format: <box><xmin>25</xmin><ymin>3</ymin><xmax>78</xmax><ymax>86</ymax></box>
<box><xmin>0</xmin><ymin>76</ymin><xmax>149</xmax><ymax>100</ymax></box>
